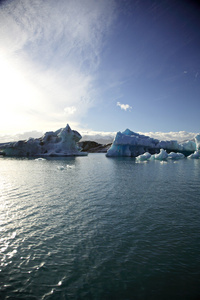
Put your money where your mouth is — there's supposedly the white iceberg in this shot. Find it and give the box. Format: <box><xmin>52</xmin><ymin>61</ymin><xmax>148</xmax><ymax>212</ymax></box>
<box><xmin>0</xmin><ymin>124</ymin><xmax>87</xmax><ymax>157</ymax></box>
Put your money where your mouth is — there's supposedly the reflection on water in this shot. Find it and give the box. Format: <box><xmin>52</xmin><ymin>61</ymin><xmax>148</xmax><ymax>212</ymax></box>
<box><xmin>0</xmin><ymin>155</ymin><xmax>200</xmax><ymax>299</ymax></box>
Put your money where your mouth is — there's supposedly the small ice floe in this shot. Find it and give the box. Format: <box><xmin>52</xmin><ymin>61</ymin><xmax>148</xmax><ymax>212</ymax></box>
<box><xmin>35</xmin><ymin>158</ymin><xmax>46</xmax><ymax>161</ymax></box>
<box><xmin>66</xmin><ymin>164</ymin><xmax>74</xmax><ymax>169</ymax></box>
<box><xmin>151</xmin><ymin>149</ymin><xmax>168</xmax><ymax>160</ymax></box>
<box><xmin>57</xmin><ymin>166</ymin><xmax>65</xmax><ymax>170</ymax></box>
<box><xmin>136</xmin><ymin>152</ymin><xmax>151</xmax><ymax>162</ymax></box>
<box><xmin>168</xmin><ymin>152</ymin><xmax>185</xmax><ymax>160</ymax></box>
<box><xmin>187</xmin><ymin>150</ymin><xmax>200</xmax><ymax>159</ymax></box>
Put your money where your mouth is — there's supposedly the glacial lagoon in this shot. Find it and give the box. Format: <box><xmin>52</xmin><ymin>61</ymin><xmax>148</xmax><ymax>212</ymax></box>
<box><xmin>0</xmin><ymin>154</ymin><xmax>200</xmax><ymax>299</ymax></box>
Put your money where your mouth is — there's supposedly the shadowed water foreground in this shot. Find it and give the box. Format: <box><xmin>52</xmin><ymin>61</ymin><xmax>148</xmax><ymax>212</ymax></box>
<box><xmin>0</xmin><ymin>154</ymin><xmax>200</xmax><ymax>299</ymax></box>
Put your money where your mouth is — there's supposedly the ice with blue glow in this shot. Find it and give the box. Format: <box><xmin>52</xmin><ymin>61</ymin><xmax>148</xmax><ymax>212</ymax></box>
<box><xmin>106</xmin><ymin>129</ymin><xmax>200</xmax><ymax>159</ymax></box>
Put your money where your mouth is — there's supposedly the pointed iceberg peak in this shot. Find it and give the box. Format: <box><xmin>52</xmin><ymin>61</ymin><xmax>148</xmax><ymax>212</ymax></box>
<box><xmin>65</xmin><ymin>124</ymin><xmax>71</xmax><ymax>132</ymax></box>
<box><xmin>58</xmin><ymin>124</ymin><xmax>72</xmax><ymax>137</ymax></box>
<box><xmin>122</xmin><ymin>129</ymin><xmax>139</xmax><ymax>136</ymax></box>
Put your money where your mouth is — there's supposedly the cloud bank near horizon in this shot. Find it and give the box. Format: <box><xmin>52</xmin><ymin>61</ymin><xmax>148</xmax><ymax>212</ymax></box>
<box><xmin>0</xmin><ymin>0</ymin><xmax>116</xmax><ymax>134</ymax></box>
<box><xmin>0</xmin><ymin>129</ymin><xmax>197</xmax><ymax>145</ymax></box>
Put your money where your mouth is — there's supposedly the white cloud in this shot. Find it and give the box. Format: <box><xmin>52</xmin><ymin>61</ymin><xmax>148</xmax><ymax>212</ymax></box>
<box><xmin>80</xmin><ymin>130</ymin><xmax>198</xmax><ymax>144</ymax></box>
<box><xmin>64</xmin><ymin>106</ymin><xmax>77</xmax><ymax>115</ymax></box>
<box><xmin>0</xmin><ymin>131</ymin><xmax>43</xmax><ymax>143</ymax></box>
<box><xmin>80</xmin><ymin>130</ymin><xmax>116</xmax><ymax>144</ymax></box>
<box><xmin>117</xmin><ymin>102</ymin><xmax>132</xmax><ymax>111</ymax></box>
<box><xmin>139</xmin><ymin>131</ymin><xmax>197</xmax><ymax>142</ymax></box>
<box><xmin>0</xmin><ymin>128</ymin><xmax>198</xmax><ymax>144</ymax></box>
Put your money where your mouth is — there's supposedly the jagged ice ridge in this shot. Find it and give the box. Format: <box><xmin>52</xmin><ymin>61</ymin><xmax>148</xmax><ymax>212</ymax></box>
<box><xmin>0</xmin><ymin>124</ymin><xmax>87</xmax><ymax>157</ymax></box>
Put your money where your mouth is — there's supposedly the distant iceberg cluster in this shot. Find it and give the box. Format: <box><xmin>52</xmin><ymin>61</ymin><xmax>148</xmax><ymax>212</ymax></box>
<box><xmin>0</xmin><ymin>124</ymin><xmax>87</xmax><ymax>157</ymax></box>
<box><xmin>1</xmin><ymin>125</ymin><xmax>200</xmax><ymax>159</ymax></box>
<box><xmin>106</xmin><ymin>129</ymin><xmax>200</xmax><ymax>159</ymax></box>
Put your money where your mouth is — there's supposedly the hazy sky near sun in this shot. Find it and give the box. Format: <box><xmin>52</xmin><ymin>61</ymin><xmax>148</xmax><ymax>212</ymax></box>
<box><xmin>0</xmin><ymin>0</ymin><xmax>200</xmax><ymax>138</ymax></box>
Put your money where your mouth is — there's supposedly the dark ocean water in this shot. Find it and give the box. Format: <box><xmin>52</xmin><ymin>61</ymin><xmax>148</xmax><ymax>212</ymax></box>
<box><xmin>0</xmin><ymin>154</ymin><xmax>200</xmax><ymax>300</ymax></box>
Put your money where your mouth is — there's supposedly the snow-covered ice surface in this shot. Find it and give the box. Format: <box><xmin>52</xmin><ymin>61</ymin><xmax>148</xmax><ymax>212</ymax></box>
<box><xmin>0</xmin><ymin>124</ymin><xmax>87</xmax><ymax>157</ymax></box>
<box><xmin>106</xmin><ymin>129</ymin><xmax>200</xmax><ymax>158</ymax></box>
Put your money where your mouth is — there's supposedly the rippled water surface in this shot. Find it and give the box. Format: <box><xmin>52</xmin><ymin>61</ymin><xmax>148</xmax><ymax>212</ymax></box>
<box><xmin>0</xmin><ymin>154</ymin><xmax>200</xmax><ymax>299</ymax></box>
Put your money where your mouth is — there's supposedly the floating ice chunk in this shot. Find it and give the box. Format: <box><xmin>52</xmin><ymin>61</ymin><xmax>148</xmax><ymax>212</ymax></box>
<box><xmin>168</xmin><ymin>152</ymin><xmax>185</xmax><ymax>160</ymax></box>
<box><xmin>188</xmin><ymin>150</ymin><xmax>200</xmax><ymax>159</ymax></box>
<box><xmin>57</xmin><ymin>166</ymin><xmax>65</xmax><ymax>170</ymax></box>
<box><xmin>35</xmin><ymin>158</ymin><xmax>46</xmax><ymax>161</ymax></box>
<box><xmin>136</xmin><ymin>152</ymin><xmax>151</xmax><ymax>161</ymax></box>
<box><xmin>151</xmin><ymin>149</ymin><xmax>168</xmax><ymax>160</ymax></box>
<box><xmin>66</xmin><ymin>164</ymin><xmax>74</xmax><ymax>169</ymax></box>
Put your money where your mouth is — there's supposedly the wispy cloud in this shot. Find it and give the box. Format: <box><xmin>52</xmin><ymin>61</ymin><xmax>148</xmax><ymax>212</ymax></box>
<box><xmin>0</xmin><ymin>0</ymin><xmax>116</xmax><ymax>134</ymax></box>
<box><xmin>117</xmin><ymin>102</ymin><xmax>132</xmax><ymax>111</ymax></box>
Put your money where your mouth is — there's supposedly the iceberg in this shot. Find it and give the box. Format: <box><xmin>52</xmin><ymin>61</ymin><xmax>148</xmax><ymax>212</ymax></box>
<box><xmin>151</xmin><ymin>149</ymin><xmax>168</xmax><ymax>160</ymax></box>
<box><xmin>106</xmin><ymin>129</ymin><xmax>160</xmax><ymax>157</ymax></box>
<box><xmin>106</xmin><ymin>129</ymin><xmax>199</xmax><ymax>157</ymax></box>
<box><xmin>188</xmin><ymin>150</ymin><xmax>200</xmax><ymax>159</ymax></box>
<box><xmin>0</xmin><ymin>124</ymin><xmax>87</xmax><ymax>157</ymax></box>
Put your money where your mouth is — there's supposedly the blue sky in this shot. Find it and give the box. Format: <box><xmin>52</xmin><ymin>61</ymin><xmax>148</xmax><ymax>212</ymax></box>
<box><xmin>0</xmin><ymin>0</ymin><xmax>199</xmax><ymax>141</ymax></box>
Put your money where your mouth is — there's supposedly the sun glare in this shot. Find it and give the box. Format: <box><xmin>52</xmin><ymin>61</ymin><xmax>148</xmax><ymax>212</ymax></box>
<box><xmin>0</xmin><ymin>56</ymin><xmax>44</xmax><ymax>134</ymax></box>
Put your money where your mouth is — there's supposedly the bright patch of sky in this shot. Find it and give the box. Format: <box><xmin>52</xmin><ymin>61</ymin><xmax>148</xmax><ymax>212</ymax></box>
<box><xmin>0</xmin><ymin>0</ymin><xmax>200</xmax><ymax>141</ymax></box>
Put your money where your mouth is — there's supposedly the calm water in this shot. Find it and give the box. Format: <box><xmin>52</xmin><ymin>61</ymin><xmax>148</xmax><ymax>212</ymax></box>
<box><xmin>0</xmin><ymin>154</ymin><xmax>200</xmax><ymax>300</ymax></box>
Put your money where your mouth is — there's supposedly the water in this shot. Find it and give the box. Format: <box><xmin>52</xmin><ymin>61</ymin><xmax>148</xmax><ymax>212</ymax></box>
<box><xmin>0</xmin><ymin>154</ymin><xmax>200</xmax><ymax>300</ymax></box>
